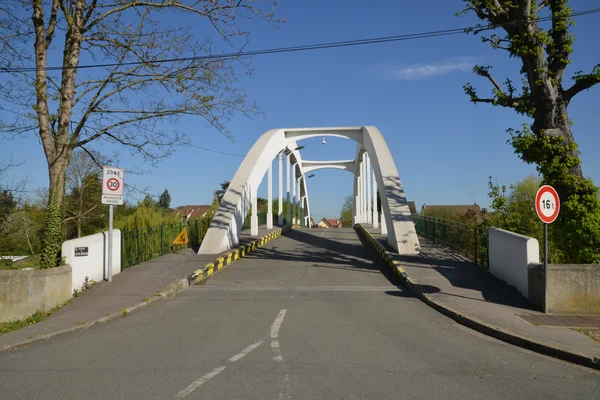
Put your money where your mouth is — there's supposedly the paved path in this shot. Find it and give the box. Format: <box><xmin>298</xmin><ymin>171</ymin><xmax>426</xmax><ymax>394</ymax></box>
<box><xmin>365</xmin><ymin>226</ymin><xmax>600</xmax><ymax>361</ymax></box>
<box><xmin>0</xmin><ymin>225</ymin><xmax>283</xmax><ymax>350</ymax></box>
<box><xmin>1</xmin><ymin>228</ymin><xmax>599</xmax><ymax>399</ymax></box>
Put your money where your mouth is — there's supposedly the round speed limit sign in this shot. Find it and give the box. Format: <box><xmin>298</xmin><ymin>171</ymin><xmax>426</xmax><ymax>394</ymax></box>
<box><xmin>535</xmin><ymin>185</ymin><xmax>560</xmax><ymax>224</ymax></box>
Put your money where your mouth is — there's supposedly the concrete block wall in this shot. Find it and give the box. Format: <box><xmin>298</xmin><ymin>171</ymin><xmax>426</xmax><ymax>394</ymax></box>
<box><xmin>0</xmin><ymin>265</ymin><xmax>72</xmax><ymax>322</ymax></box>
<box><xmin>62</xmin><ymin>230</ymin><xmax>121</xmax><ymax>292</ymax></box>
<box><xmin>489</xmin><ymin>228</ymin><xmax>540</xmax><ymax>299</ymax></box>
<box><xmin>547</xmin><ymin>264</ymin><xmax>600</xmax><ymax>314</ymax></box>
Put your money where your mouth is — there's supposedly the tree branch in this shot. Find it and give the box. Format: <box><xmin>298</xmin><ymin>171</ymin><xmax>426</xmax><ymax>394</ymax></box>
<box><xmin>564</xmin><ymin>65</ymin><xmax>600</xmax><ymax>101</ymax></box>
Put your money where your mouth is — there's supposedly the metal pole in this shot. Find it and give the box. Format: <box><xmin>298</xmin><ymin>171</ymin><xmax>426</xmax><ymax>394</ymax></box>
<box><xmin>108</xmin><ymin>204</ymin><xmax>113</xmax><ymax>282</ymax></box>
<box><xmin>544</xmin><ymin>222</ymin><xmax>548</xmax><ymax>313</ymax></box>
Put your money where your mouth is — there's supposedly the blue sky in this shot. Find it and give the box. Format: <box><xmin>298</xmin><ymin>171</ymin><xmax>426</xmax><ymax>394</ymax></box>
<box><xmin>1</xmin><ymin>0</ymin><xmax>599</xmax><ymax>220</ymax></box>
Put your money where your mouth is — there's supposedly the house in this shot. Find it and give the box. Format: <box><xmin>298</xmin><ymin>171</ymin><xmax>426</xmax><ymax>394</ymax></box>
<box><xmin>173</xmin><ymin>205</ymin><xmax>212</xmax><ymax>220</ymax></box>
<box><xmin>407</xmin><ymin>201</ymin><xmax>417</xmax><ymax>215</ymax></box>
<box><xmin>317</xmin><ymin>218</ymin><xmax>342</xmax><ymax>228</ymax></box>
<box><xmin>420</xmin><ymin>203</ymin><xmax>485</xmax><ymax>222</ymax></box>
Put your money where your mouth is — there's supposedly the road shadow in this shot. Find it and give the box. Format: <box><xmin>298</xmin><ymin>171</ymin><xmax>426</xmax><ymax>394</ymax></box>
<box><xmin>246</xmin><ymin>228</ymin><xmax>405</xmax><ymax>287</ymax></box>
<box><xmin>377</xmin><ymin>236</ymin><xmax>536</xmax><ymax>311</ymax></box>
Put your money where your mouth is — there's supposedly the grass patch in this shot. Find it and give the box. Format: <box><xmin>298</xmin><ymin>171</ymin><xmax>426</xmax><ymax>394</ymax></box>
<box><xmin>0</xmin><ymin>299</ymin><xmax>71</xmax><ymax>336</ymax></box>
<box><xmin>574</xmin><ymin>328</ymin><xmax>600</xmax><ymax>344</ymax></box>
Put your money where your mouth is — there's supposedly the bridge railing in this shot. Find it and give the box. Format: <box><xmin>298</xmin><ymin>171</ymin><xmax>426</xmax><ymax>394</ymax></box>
<box><xmin>412</xmin><ymin>215</ymin><xmax>489</xmax><ymax>269</ymax></box>
<box><xmin>121</xmin><ymin>222</ymin><xmax>185</xmax><ymax>269</ymax></box>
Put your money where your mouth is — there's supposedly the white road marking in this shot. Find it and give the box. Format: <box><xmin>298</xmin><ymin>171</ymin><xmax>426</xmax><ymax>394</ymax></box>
<box><xmin>228</xmin><ymin>340</ymin><xmax>264</xmax><ymax>363</ymax></box>
<box><xmin>270</xmin><ymin>309</ymin><xmax>287</xmax><ymax>339</ymax></box>
<box><xmin>270</xmin><ymin>309</ymin><xmax>291</xmax><ymax>399</ymax></box>
<box><xmin>175</xmin><ymin>366</ymin><xmax>226</xmax><ymax>399</ymax></box>
<box><xmin>175</xmin><ymin>309</ymin><xmax>289</xmax><ymax>399</ymax></box>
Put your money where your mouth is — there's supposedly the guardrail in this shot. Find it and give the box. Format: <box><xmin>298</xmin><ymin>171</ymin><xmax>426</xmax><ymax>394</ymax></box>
<box><xmin>412</xmin><ymin>215</ymin><xmax>489</xmax><ymax>269</ymax></box>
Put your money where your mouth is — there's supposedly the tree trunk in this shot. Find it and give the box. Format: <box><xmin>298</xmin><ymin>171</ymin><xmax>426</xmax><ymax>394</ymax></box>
<box><xmin>39</xmin><ymin>150</ymin><xmax>70</xmax><ymax>268</ymax></box>
<box><xmin>77</xmin><ymin>220</ymin><xmax>81</xmax><ymax>238</ymax></box>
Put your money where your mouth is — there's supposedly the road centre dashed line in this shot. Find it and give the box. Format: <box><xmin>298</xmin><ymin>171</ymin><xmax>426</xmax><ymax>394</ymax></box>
<box><xmin>174</xmin><ymin>309</ymin><xmax>288</xmax><ymax>399</ymax></box>
<box><xmin>175</xmin><ymin>366</ymin><xmax>226</xmax><ymax>399</ymax></box>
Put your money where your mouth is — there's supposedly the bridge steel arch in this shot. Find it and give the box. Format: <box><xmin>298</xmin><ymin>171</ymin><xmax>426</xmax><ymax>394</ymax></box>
<box><xmin>198</xmin><ymin>126</ymin><xmax>420</xmax><ymax>255</ymax></box>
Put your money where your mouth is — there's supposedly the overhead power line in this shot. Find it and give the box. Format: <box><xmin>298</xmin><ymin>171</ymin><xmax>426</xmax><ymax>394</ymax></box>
<box><xmin>1</xmin><ymin>7</ymin><xmax>599</xmax><ymax>74</ymax></box>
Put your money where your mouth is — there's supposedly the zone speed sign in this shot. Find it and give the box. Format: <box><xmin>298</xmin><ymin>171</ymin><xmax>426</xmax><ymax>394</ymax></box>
<box><xmin>102</xmin><ymin>166</ymin><xmax>124</xmax><ymax>205</ymax></box>
<box><xmin>535</xmin><ymin>185</ymin><xmax>560</xmax><ymax>224</ymax></box>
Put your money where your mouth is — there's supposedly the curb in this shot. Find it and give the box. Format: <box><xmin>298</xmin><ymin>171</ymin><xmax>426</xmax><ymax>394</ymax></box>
<box><xmin>354</xmin><ymin>224</ymin><xmax>600</xmax><ymax>371</ymax></box>
<box><xmin>186</xmin><ymin>225</ymin><xmax>292</xmax><ymax>286</ymax></box>
<box><xmin>0</xmin><ymin>225</ymin><xmax>291</xmax><ymax>352</ymax></box>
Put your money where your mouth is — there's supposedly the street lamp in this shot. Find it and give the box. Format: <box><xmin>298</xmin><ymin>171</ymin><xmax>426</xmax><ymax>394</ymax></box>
<box><xmin>295</xmin><ymin>146</ymin><xmax>305</xmax><ymax>151</ymax></box>
<box><xmin>307</xmin><ymin>174</ymin><xmax>315</xmax><ymax>178</ymax></box>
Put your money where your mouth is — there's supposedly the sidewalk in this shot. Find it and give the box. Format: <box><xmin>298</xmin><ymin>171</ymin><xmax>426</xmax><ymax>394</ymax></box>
<box><xmin>0</xmin><ymin>225</ymin><xmax>284</xmax><ymax>351</ymax></box>
<box><xmin>362</xmin><ymin>225</ymin><xmax>600</xmax><ymax>369</ymax></box>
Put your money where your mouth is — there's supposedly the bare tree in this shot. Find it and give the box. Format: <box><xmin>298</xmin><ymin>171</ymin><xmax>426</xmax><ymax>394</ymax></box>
<box><xmin>0</xmin><ymin>1</ymin><xmax>279</xmax><ymax>267</ymax></box>
<box><xmin>64</xmin><ymin>148</ymin><xmax>106</xmax><ymax>238</ymax></box>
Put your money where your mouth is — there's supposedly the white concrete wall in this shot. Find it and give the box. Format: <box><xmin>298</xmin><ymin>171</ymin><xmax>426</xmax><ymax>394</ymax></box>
<box><xmin>62</xmin><ymin>230</ymin><xmax>121</xmax><ymax>292</ymax></box>
<box><xmin>489</xmin><ymin>228</ymin><xmax>539</xmax><ymax>298</ymax></box>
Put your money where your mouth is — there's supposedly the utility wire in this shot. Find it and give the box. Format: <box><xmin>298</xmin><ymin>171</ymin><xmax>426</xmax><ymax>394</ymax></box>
<box><xmin>2</xmin><ymin>7</ymin><xmax>599</xmax><ymax>74</ymax></box>
<box><xmin>185</xmin><ymin>142</ymin><xmax>244</xmax><ymax>157</ymax></box>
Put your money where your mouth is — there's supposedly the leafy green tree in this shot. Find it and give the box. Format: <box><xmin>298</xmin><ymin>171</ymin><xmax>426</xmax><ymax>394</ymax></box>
<box><xmin>215</xmin><ymin>181</ymin><xmax>230</xmax><ymax>204</ymax></box>
<box><xmin>158</xmin><ymin>189</ymin><xmax>171</xmax><ymax>210</ymax></box>
<box><xmin>141</xmin><ymin>195</ymin><xmax>157</xmax><ymax>208</ymax></box>
<box><xmin>340</xmin><ymin>195</ymin><xmax>354</xmax><ymax>228</ymax></box>
<box><xmin>461</xmin><ymin>1</ymin><xmax>600</xmax><ymax>263</ymax></box>
<box><xmin>0</xmin><ymin>1</ymin><xmax>278</xmax><ymax>268</ymax></box>
<box><xmin>484</xmin><ymin>175</ymin><xmax>560</xmax><ymax>259</ymax></box>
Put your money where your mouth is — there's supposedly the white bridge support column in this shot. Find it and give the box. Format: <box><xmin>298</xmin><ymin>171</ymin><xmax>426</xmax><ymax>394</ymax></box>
<box><xmin>286</xmin><ymin>154</ymin><xmax>291</xmax><ymax>224</ymax></box>
<box><xmin>278</xmin><ymin>154</ymin><xmax>283</xmax><ymax>225</ymax></box>
<box><xmin>372</xmin><ymin>169</ymin><xmax>379</xmax><ymax>229</ymax></box>
<box><xmin>381</xmin><ymin>210</ymin><xmax>387</xmax><ymax>235</ymax></box>
<box><xmin>267</xmin><ymin>160</ymin><xmax>273</xmax><ymax>229</ymax></box>
<box><xmin>251</xmin><ymin>185</ymin><xmax>258</xmax><ymax>236</ymax></box>
<box><xmin>297</xmin><ymin>177</ymin><xmax>302</xmax><ymax>225</ymax></box>
<box><xmin>292</xmin><ymin>164</ymin><xmax>296</xmax><ymax>224</ymax></box>
<box><xmin>301</xmin><ymin>196</ymin><xmax>305</xmax><ymax>227</ymax></box>
<box><xmin>199</xmin><ymin>127</ymin><xmax>419</xmax><ymax>256</ymax></box>
<box><xmin>357</xmin><ymin>163</ymin><xmax>362</xmax><ymax>223</ymax></box>
<box><xmin>353</xmin><ymin>170</ymin><xmax>359</xmax><ymax>225</ymax></box>
<box><xmin>366</xmin><ymin>154</ymin><xmax>372</xmax><ymax>224</ymax></box>
<box><xmin>361</xmin><ymin>155</ymin><xmax>367</xmax><ymax>223</ymax></box>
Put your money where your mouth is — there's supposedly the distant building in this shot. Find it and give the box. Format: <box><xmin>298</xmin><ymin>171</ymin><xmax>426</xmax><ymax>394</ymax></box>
<box><xmin>407</xmin><ymin>201</ymin><xmax>417</xmax><ymax>215</ymax></box>
<box><xmin>317</xmin><ymin>218</ymin><xmax>342</xmax><ymax>228</ymax></box>
<box><xmin>173</xmin><ymin>205</ymin><xmax>212</xmax><ymax>220</ymax></box>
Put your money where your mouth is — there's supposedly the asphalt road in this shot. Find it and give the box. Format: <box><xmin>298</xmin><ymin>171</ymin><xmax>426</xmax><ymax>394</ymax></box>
<box><xmin>1</xmin><ymin>228</ymin><xmax>599</xmax><ymax>399</ymax></box>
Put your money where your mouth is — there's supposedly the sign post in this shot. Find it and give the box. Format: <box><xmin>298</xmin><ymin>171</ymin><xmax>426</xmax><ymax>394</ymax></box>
<box><xmin>102</xmin><ymin>166</ymin><xmax>124</xmax><ymax>282</ymax></box>
<box><xmin>535</xmin><ymin>185</ymin><xmax>560</xmax><ymax>313</ymax></box>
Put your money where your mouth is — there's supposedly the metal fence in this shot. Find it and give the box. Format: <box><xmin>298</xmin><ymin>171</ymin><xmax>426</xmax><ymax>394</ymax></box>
<box><xmin>121</xmin><ymin>222</ymin><xmax>185</xmax><ymax>269</ymax></box>
<box><xmin>121</xmin><ymin>216</ymin><xmax>215</xmax><ymax>270</ymax></box>
<box><xmin>122</xmin><ymin>211</ymin><xmax>288</xmax><ymax>269</ymax></box>
<box><xmin>412</xmin><ymin>215</ymin><xmax>489</xmax><ymax>269</ymax></box>
<box><xmin>241</xmin><ymin>212</ymin><xmax>278</xmax><ymax>230</ymax></box>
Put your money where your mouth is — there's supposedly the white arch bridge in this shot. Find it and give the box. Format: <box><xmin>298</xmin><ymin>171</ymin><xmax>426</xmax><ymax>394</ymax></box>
<box><xmin>198</xmin><ymin>126</ymin><xmax>420</xmax><ymax>255</ymax></box>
